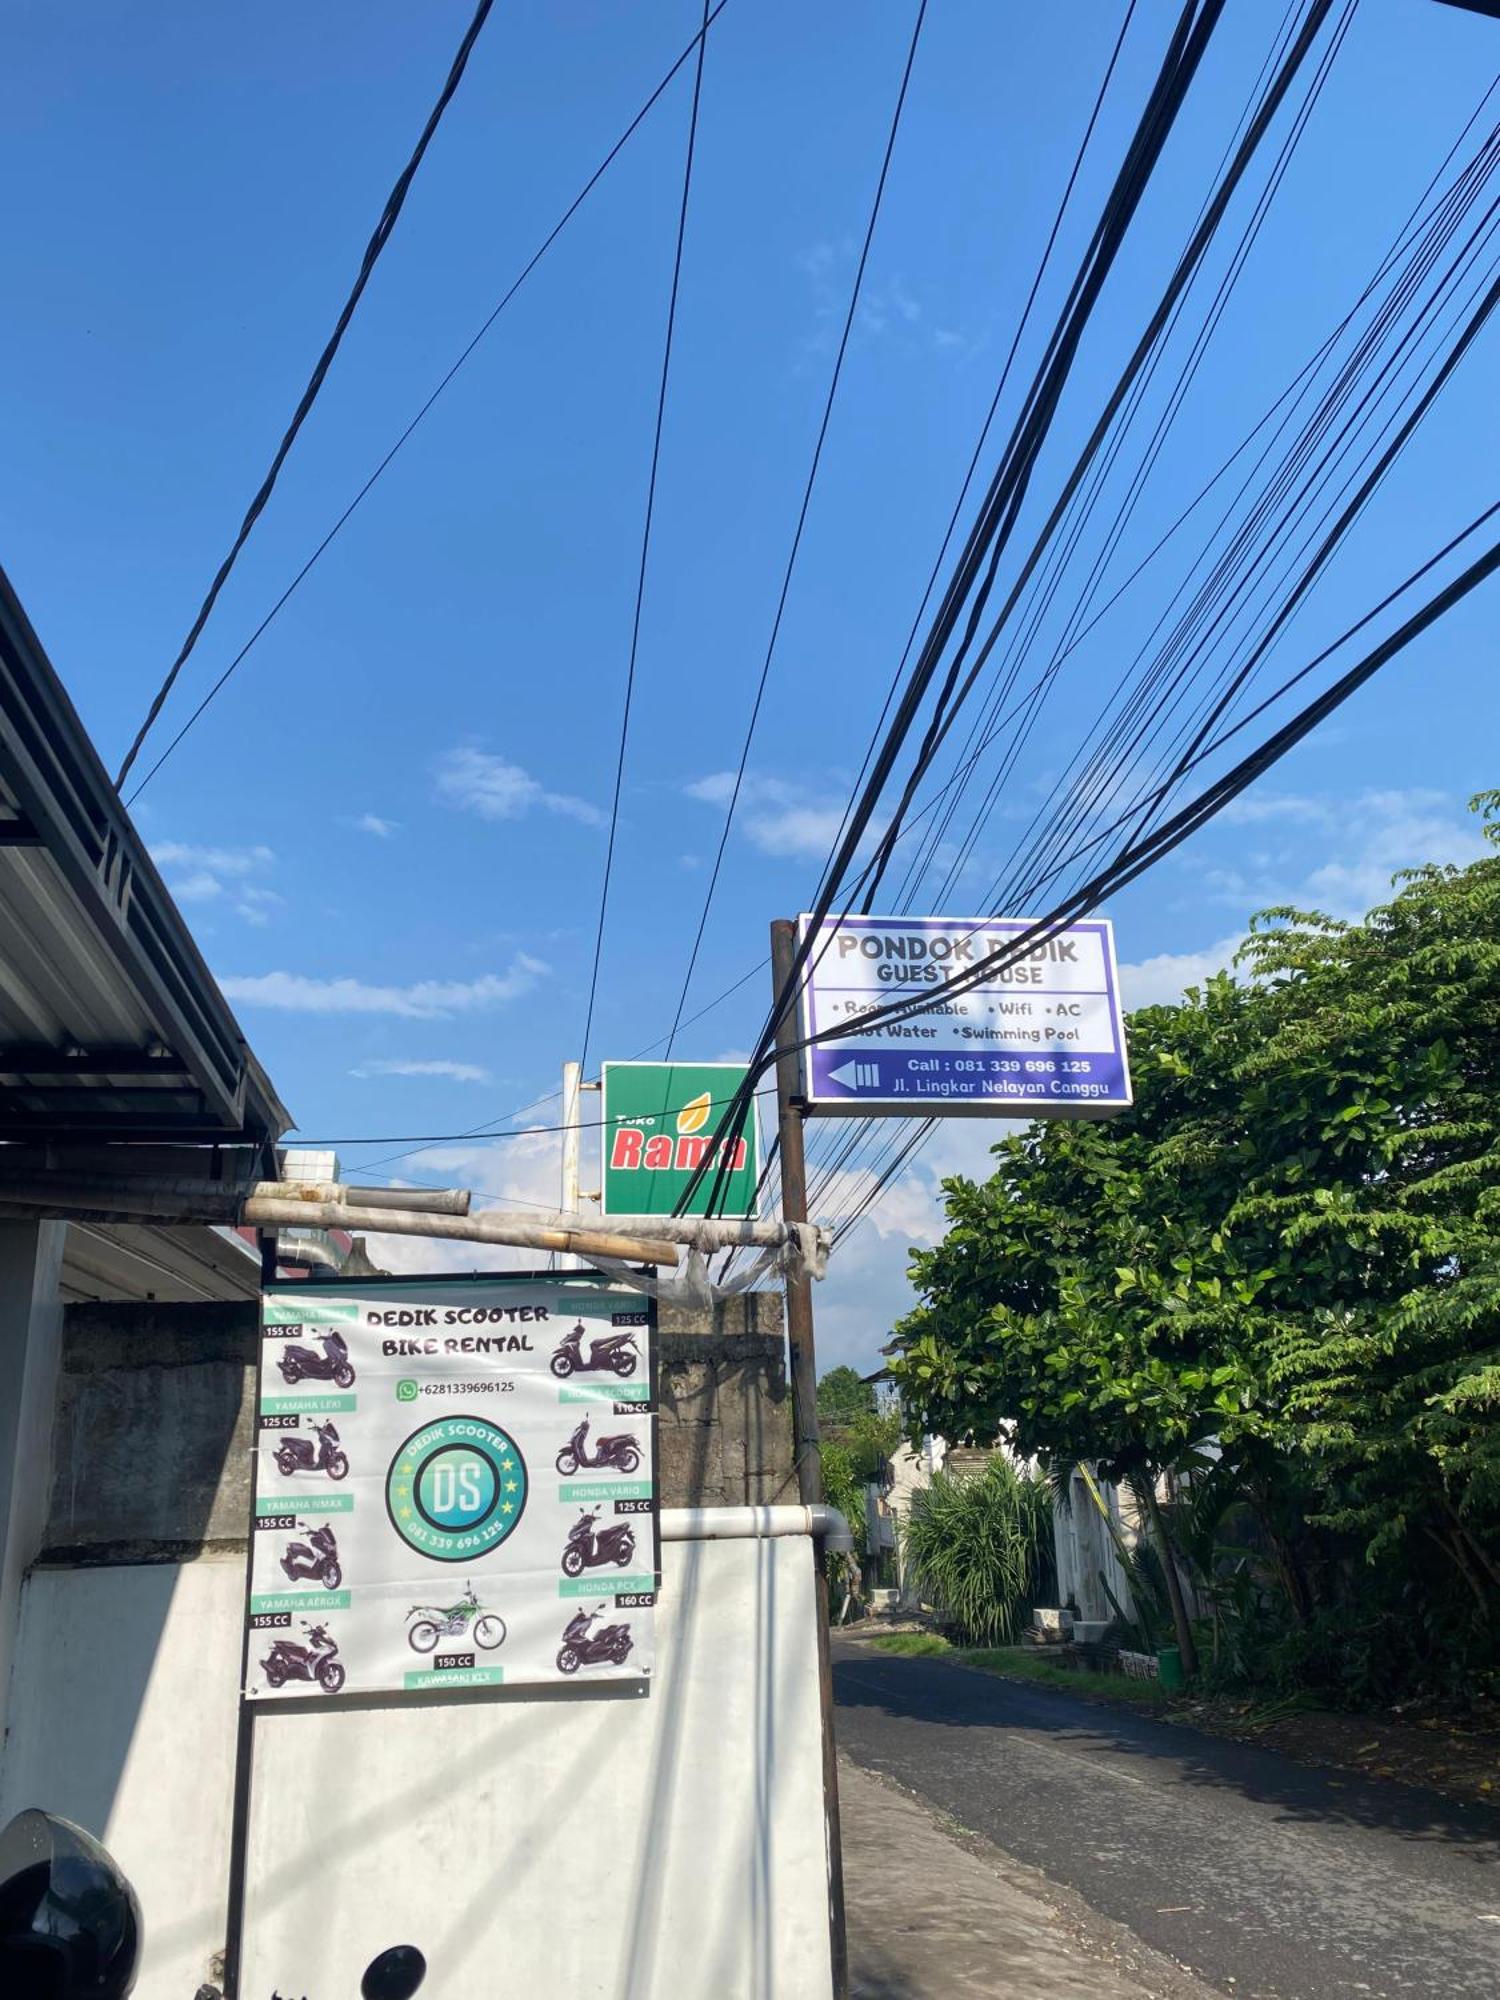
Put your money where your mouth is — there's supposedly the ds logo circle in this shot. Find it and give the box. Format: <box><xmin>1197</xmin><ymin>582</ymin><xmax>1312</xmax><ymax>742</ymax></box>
<box><xmin>385</xmin><ymin>1415</ymin><xmax>528</xmax><ymax>1562</ymax></box>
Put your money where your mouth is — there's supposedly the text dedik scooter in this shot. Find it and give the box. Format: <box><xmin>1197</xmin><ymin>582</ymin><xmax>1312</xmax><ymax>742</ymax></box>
<box><xmin>557</xmin><ymin>1606</ymin><xmax>633</xmax><ymax>1674</ymax></box>
<box><xmin>277</xmin><ymin>1328</ymin><xmax>356</xmax><ymax>1387</ymax></box>
<box><xmin>555</xmin><ymin>1416</ymin><xmax>641</xmax><ymax>1475</ymax></box>
<box><xmin>261</xmin><ymin>1621</ymin><xmax>346</xmax><ymax>1693</ymax></box>
<box><xmin>561</xmin><ymin>1508</ymin><xmax>636</xmax><ymax>1577</ymax></box>
<box><xmin>550</xmin><ymin>1320</ymin><xmax>638</xmax><ymax>1379</ymax></box>
<box><xmin>280</xmin><ymin>1521</ymin><xmax>342</xmax><ymax>1589</ymax></box>
<box><xmin>274</xmin><ymin>1419</ymin><xmax>349</xmax><ymax>1480</ymax></box>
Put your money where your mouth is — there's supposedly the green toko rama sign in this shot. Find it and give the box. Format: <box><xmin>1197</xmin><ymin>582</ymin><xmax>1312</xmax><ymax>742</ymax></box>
<box><xmin>599</xmin><ymin>1061</ymin><xmax>760</xmax><ymax>1218</ymax></box>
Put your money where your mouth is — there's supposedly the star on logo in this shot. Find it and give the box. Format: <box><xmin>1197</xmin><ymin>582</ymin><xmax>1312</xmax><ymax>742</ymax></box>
<box><xmin>501</xmin><ymin>1502</ymin><xmax>514</xmax><ymax>1515</ymax></box>
<box><xmin>399</xmin><ymin>1460</ymin><xmax>416</xmax><ymax>1477</ymax></box>
<box><xmin>504</xmin><ymin>1479</ymin><xmax>518</xmax><ymax>1493</ymax></box>
<box><xmin>500</xmin><ymin>1458</ymin><xmax>516</xmax><ymax>1473</ymax></box>
<box><xmin>399</xmin><ymin>1506</ymin><xmax>413</xmax><ymax>1520</ymax></box>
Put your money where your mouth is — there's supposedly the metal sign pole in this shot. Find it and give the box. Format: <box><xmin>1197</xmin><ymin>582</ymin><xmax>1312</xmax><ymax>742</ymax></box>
<box><xmin>769</xmin><ymin>917</ymin><xmax>848</xmax><ymax>2000</ymax></box>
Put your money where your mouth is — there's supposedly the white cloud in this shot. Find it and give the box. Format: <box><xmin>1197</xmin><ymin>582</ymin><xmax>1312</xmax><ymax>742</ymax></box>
<box><xmin>435</xmin><ymin>748</ymin><xmax>602</xmax><ymax>828</ymax></box>
<box><xmin>358</xmin><ymin>1132</ymin><xmax>563</xmax><ymax>1276</ymax></box>
<box><xmin>355</xmin><ymin>814</ymin><xmax>398</xmax><ymax>838</ymax></box>
<box><xmin>152</xmin><ymin>840</ymin><xmax>274</xmax><ymax>875</ymax></box>
<box><xmin>352</xmin><ymin>1059</ymin><xmax>492</xmax><ymax>1083</ymax></box>
<box><xmin>169</xmin><ymin>870</ymin><xmax>223</xmax><ymax>904</ymax></box>
<box><xmin>1118</xmin><ymin>934</ymin><xmax>1243</xmax><ymax>1010</ymax></box>
<box><xmin>235</xmin><ymin>886</ymin><xmax>283</xmax><ymax>928</ymax></box>
<box><xmin>218</xmin><ymin>955</ymin><xmax>546</xmax><ymax>1019</ymax></box>
<box><xmin>1193</xmin><ymin>786</ymin><xmax>1486</xmax><ymax>922</ymax></box>
<box><xmin>685</xmin><ymin>771</ymin><xmax>857</xmax><ymax>862</ymax></box>
<box><xmin>153</xmin><ymin>839</ymin><xmax>279</xmax><ymax>924</ymax></box>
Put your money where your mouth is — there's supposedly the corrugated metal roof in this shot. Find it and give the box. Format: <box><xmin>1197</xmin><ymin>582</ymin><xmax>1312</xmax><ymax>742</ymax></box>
<box><xmin>0</xmin><ymin>563</ymin><xmax>290</xmax><ymax>1144</ymax></box>
<box><xmin>60</xmin><ymin>1221</ymin><xmax>262</xmax><ymax>1303</ymax></box>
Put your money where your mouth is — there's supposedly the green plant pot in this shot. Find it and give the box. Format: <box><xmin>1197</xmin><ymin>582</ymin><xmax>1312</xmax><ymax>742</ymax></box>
<box><xmin>1155</xmin><ymin>1644</ymin><xmax>1185</xmax><ymax>1691</ymax></box>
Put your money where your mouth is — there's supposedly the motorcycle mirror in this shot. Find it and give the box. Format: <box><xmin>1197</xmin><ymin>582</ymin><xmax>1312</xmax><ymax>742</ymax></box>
<box><xmin>0</xmin><ymin>1808</ymin><xmax>142</xmax><ymax>2000</ymax></box>
<box><xmin>361</xmin><ymin>1944</ymin><xmax>426</xmax><ymax>2000</ymax></box>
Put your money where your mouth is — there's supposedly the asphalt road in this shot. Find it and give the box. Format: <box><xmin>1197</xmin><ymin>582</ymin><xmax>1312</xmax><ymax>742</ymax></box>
<box><xmin>833</xmin><ymin>1642</ymin><xmax>1500</xmax><ymax>2000</ymax></box>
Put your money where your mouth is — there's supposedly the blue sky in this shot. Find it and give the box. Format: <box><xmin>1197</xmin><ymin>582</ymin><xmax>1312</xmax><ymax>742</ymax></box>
<box><xmin>3</xmin><ymin>2</ymin><xmax>1497</xmax><ymax>1369</ymax></box>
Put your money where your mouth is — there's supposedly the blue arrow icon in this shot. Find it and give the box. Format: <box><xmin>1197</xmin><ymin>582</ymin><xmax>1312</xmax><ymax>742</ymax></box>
<box><xmin>828</xmin><ymin>1059</ymin><xmax>880</xmax><ymax>1090</ymax></box>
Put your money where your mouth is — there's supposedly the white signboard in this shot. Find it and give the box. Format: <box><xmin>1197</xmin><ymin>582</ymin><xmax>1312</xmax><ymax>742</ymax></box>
<box><xmin>244</xmin><ymin>1274</ymin><xmax>656</xmax><ymax>1701</ymax></box>
<box><xmin>797</xmin><ymin>913</ymin><xmax>1131</xmax><ymax>1118</ymax></box>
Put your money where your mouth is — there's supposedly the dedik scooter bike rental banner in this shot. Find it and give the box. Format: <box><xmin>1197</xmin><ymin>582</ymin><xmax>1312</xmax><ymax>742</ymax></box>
<box><xmin>243</xmin><ymin>1272</ymin><xmax>657</xmax><ymax>1700</ymax></box>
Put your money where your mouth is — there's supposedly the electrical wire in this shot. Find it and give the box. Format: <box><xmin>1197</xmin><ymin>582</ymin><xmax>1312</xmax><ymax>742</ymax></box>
<box><xmin>662</xmin><ymin>0</ymin><xmax>931</xmax><ymax>1056</ymax></box>
<box><xmin>578</xmin><ymin>0</ymin><xmax>710</xmax><ymax>1076</ymax></box>
<box><xmin>117</xmin><ymin>0</ymin><xmax>499</xmax><ymax>788</ymax></box>
<box><xmin>120</xmin><ymin>0</ymin><xmax>735</xmax><ymax>805</ymax></box>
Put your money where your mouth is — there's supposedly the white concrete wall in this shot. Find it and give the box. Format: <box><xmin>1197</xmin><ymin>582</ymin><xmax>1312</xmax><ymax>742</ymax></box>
<box><xmin>241</xmin><ymin>1532</ymin><xmax>831</xmax><ymax>2000</ymax></box>
<box><xmin>0</xmin><ymin>1556</ymin><xmax>244</xmax><ymax>1997</ymax></box>
<box><xmin>0</xmin><ymin>1220</ymin><xmax>65</xmax><ymax>1743</ymax></box>
<box><xmin>1</xmin><ymin>1534</ymin><xmax>833</xmax><ymax>2000</ymax></box>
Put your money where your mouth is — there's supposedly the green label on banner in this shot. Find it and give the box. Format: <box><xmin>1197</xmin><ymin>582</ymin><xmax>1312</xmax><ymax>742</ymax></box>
<box><xmin>260</xmin><ymin>1393</ymin><xmax>357</xmax><ymax>1416</ymax></box>
<box><xmin>263</xmin><ymin>1296</ymin><xmax>361</xmax><ymax>1327</ymax></box>
<box><xmin>559</xmin><ymin>1480</ymin><xmax>653</xmax><ymax>1504</ymax></box>
<box><xmin>251</xmin><ymin>1590</ymin><xmax>352</xmax><ymax>1615</ymax></box>
<box><xmin>560</xmin><ymin>1574</ymin><xmax>655</xmax><ymax>1598</ymax></box>
<box><xmin>559</xmin><ymin>1384</ymin><xmax>650</xmax><ymax>1404</ymax></box>
<box><xmin>600</xmin><ymin>1062</ymin><xmax>759</xmax><ymax>1217</ymax></box>
<box><xmin>403</xmin><ymin>1666</ymin><xmax>505</xmax><ymax>1690</ymax></box>
<box><xmin>256</xmin><ymin>1493</ymin><xmax>354</xmax><ymax>1517</ymax></box>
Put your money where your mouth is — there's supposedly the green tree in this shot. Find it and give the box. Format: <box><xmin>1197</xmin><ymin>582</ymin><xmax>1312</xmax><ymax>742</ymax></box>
<box><xmin>817</xmin><ymin>1364</ymin><xmax>876</xmax><ymax>1425</ymax></box>
<box><xmin>889</xmin><ymin>795</ymin><xmax>1500</xmax><ymax>1699</ymax></box>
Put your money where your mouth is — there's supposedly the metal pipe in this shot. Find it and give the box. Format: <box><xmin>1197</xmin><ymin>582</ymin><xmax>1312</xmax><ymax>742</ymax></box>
<box><xmin>659</xmin><ymin>1505</ymin><xmax>854</xmax><ymax>1553</ymax></box>
<box><xmin>251</xmin><ymin>1180</ymin><xmax>469</xmax><ymax>1215</ymax></box>
<box><xmin>239</xmin><ymin>1195</ymin><xmax>679</xmax><ymax>1268</ymax></box>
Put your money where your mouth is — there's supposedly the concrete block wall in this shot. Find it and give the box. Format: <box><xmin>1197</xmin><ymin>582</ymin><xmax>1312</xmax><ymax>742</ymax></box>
<box><xmin>44</xmin><ymin>1293</ymin><xmax>795</xmax><ymax>1555</ymax></box>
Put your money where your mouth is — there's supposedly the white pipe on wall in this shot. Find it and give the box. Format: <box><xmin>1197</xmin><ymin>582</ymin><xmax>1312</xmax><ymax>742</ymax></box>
<box><xmin>660</xmin><ymin>1505</ymin><xmax>854</xmax><ymax>1553</ymax></box>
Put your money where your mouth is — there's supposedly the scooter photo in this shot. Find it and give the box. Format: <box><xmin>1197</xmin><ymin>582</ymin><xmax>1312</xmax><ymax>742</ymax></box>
<box><xmin>557</xmin><ymin>1605</ymin><xmax>633</xmax><ymax>1674</ymax></box>
<box><xmin>406</xmin><ymin>1584</ymin><xmax>506</xmax><ymax>1654</ymax></box>
<box><xmin>277</xmin><ymin>1327</ymin><xmax>355</xmax><ymax>1388</ymax></box>
<box><xmin>274</xmin><ymin>1418</ymin><xmax>349</xmax><ymax>1480</ymax></box>
<box><xmin>279</xmin><ymin>1520</ymin><xmax>342</xmax><ymax>1589</ymax></box>
<box><xmin>261</xmin><ymin>1621</ymin><xmax>346</xmax><ymax>1693</ymax></box>
<box><xmin>555</xmin><ymin>1415</ymin><xmax>641</xmax><ymax>1476</ymax></box>
<box><xmin>549</xmin><ymin>1320</ymin><xmax>638</xmax><ymax>1379</ymax></box>
<box><xmin>561</xmin><ymin>1507</ymin><xmax>636</xmax><ymax>1577</ymax></box>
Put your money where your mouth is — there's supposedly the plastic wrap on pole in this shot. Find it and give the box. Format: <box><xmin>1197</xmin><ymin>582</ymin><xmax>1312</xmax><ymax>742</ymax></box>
<box><xmin>240</xmin><ymin>1196</ymin><xmax>678</xmax><ymax>1268</ymax></box>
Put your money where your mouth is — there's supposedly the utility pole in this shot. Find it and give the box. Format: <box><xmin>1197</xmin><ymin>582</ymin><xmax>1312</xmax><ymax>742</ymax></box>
<box><xmin>769</xmin><ymin>916</ymin><xmax>848</xmax><ymax>2000</ymax></box>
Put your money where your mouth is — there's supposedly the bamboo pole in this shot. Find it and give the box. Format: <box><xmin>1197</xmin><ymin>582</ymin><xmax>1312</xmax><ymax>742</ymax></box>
<box><xmin>239</xmin><ymin>1195</ymin><xmax>679</xmax><ymax>1268</ymax></box>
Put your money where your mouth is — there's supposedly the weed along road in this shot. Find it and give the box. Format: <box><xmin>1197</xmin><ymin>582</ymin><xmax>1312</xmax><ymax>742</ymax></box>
<box><xmin>832</xmin><ymin>1640</ymin><xmax>1500</xmax><ymax>2000</ymax></box>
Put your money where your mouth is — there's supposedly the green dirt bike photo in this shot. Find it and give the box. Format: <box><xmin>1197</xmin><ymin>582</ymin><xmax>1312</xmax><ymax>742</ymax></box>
<box><xmin>405</xmin><ymin>1584</ymin><xmax>506</xmax><ymax>1654</ymax></box>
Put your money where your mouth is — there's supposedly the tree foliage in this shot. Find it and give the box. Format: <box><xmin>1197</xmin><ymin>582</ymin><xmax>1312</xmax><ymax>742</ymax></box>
<box><xmin>888</xmin><ymin>795</ymin><xmax>1500</xmax><ymax>1701</ymax></box>
<box><xmin>817</xmin><ymin>1364</ymin><xmax>877</xmax><ymax>1425</ymax></box>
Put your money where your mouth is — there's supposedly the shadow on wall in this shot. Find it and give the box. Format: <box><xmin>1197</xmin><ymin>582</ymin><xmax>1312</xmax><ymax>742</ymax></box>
<box><xmin>0</xmin><ymin>1299</ymin><xmax>256</xmax><ymax>1990</ymax></box>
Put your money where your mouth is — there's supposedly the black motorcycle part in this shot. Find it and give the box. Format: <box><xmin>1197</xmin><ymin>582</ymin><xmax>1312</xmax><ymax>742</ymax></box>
<box><xmin>0</xmin><ymin>1809</ymin><xmax>141</xmax><ymax>2000</ymax></box>
<box><xmin>362</xmin><ymin>1943</ymin><xmax>426</xmax><ymax>2000</ymax></box>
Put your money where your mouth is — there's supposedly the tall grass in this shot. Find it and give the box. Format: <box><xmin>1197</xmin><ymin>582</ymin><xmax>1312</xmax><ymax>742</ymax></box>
<box><xmin>903</xmin><ymin>1457</ymin><xmax>1054</xmax><ymax>1644</ymax></box>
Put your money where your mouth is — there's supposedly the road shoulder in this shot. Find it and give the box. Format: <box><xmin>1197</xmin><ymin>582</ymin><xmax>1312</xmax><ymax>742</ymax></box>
<box><xmin>840</xmin><ymin>1754</ymin><xmax>1218</xmax><ymax>2000</ymax></box>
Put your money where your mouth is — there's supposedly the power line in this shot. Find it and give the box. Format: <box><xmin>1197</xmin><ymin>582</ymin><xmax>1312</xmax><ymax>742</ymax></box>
<box><xmin>334</xmin><ymin>954</ymin><xmax>767</xmax><ymax>1172</ymax></box>
<box><xmin>295</xmin><ymin>1083</ymin><xmax>777</xmax><ymax>1152</ymax></box>
<box><xmin>677</xmin><ymin>0</ymin><xmax>1251</xmax><ymax>1218</ymax></box>
<box><xmin>116</xmin><ymin>0</ymin><xmax>499</xmax><ymax>788</ymax></box>
<box><xmin>120</xmin><ymin>0</ymin><xmax>735</xmax><ymax>805</ymax></box>
<box><xmin>579</xmin><ymin>0</ymin><xmax>711</xmax><ymax>1076</ymax></box>
<box><xmin>662</xmin><ymin>0</ymin><xmax>931</xmax><ymax>1055</ymax></box>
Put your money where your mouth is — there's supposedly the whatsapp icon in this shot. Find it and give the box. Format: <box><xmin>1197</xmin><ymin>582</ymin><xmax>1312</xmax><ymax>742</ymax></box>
<box><xmin>396</xmin><ymin>1379</ymin><xmax>419</xmax><ymax>1403</ymax></box>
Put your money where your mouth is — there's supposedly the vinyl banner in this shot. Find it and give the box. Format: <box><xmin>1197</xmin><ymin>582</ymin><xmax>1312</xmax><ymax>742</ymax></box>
<box><xmin>244</xmin><ymin>1274</ymin><xmax>656</xmax><ymax>1702</ymax></box>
